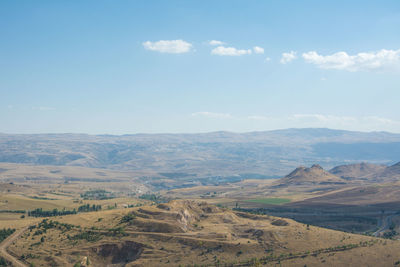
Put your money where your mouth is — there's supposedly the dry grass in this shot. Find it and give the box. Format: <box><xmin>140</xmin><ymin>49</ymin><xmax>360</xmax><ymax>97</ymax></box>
<box><xmin>4</xmin><ymin>200</ymin><xmax>400</xmax><ymax>267</ymax></box>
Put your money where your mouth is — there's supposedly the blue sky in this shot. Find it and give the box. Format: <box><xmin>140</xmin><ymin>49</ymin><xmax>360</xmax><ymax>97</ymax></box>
<box><xmin>1</xmin><ymin>0</ymin><xmax>400</xmax><ymax>134</ymax></box>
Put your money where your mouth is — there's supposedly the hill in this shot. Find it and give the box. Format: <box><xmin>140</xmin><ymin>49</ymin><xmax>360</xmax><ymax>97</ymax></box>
<box><xmin>329</xmin><ymin>162</ymin><xmax>400</xmax><ymax>183</ymax></box>
<box><xmin>277</xmin><ymin>164</ymin><xmax>346</xmax><ymax>186</ymax></box>
<box><xmin>6</xmin><ymin>200</ymin><xmax>400</xmax><ymax>266</ymax></box>
<box><xmin>374</xmin><ymin>162</ymin><xmax>400</xmax><ymax>181</ymax></box>
<box><xmin>0</xmin><ymin>129</ymin><xmax>400</xmax><ymax>182</ymax></box>
<box><xmin>0</xmin><ymin>163</ymin><xmax>150</xmax><ymax>195</ymax></box>
<box><xmin>329</xmin><ymin>162</ymin><xmax>387</xmax><ymax>180</ymax></box>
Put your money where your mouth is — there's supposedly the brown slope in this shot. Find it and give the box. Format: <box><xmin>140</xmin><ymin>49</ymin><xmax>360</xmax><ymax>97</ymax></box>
<box><xmin>0</xmin><ymin>226</ymin><xmax>29</xmax><ymax>267</ymax></box>
<box><xmin>7</xmin><ymin>200</ymin><xmax>400</xmax><ymax>267</ymax></box>
<box><xmin>289</xmin><ymin>184</ymin><xmax>400</xmax><ymax>206</ymax></box>
<box><xmin>278</xmin><ymin>164</ymin><xmax>346</xmax><ymax>186</ymax></box>
<box><xmin>369</xmin><ymin>161</ymin><xmax>400</xmax><ymax>182</ymax></box>
<box><xmin>329</xmin><ymin>162</ymin><xmax>386</xmax><ymax>180</ymax></box>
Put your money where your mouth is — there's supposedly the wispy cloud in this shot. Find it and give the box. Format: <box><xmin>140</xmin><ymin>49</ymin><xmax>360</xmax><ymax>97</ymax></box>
<box><xmin>142</xmin><ymin>40</ymin><xmax>192</xmax><ymax>54</ymax></box>
<box><xmin>253</xmin><ymin>46</ymin><xmax>264</xmax><ymax>54</ymax></box>
<box><xmin>191</xmin><ymin>112</ymin><xmax>232</xmax><ymax>119</ymax></box>
<box><xmin>302</xmin><ymin>49</ymin><xmax>400</xmax><ymax>72</ymax></box>
<box><xmin>208</xmin><ymin>40</ymin><xmax>225</xmax><ymax>46</ymax></box>
<box><xmin>211</xmin><ymin>46</ymin><xmax>252</xmax><ymax>56</ymax></box>
<box><xmin>280</xmin><ymin>51</ymin><xmax>297</xmax><ymax>64</ymax></box>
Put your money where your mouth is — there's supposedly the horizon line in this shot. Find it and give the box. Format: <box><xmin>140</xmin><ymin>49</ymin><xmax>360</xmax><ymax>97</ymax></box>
<box><xmin>0</xmin><ymin>127</ymin><xmax>399</xmax><ymax>136</ymax></box>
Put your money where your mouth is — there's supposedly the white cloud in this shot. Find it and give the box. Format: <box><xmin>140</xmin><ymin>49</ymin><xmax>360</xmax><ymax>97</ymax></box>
<box><xmin>280</xmin><ymin>51</ymin><xmax>297</xmax><ymax>64</ymax></box>
<box><xmin>264</xmin><ymin>57</ymin><xmax>271</xmax><ymax>62</ymax></box>
<box><xmin>302</xmin><ymin>49</ymin><xmax>400</xmax><ymax>72</ymax></box>
<box><xmin>142</xmin><ymin>40</ymin><xmax>192</xmax><ymax>54</ymax></box>
<box><xmin>253</xmin><ymin>46</ymin><xmax>264</xmax><ymax>54</ymax></box>
<box><xmin>211</xmin><ymin>46</ymin><xmax>252</xmax><ymax>56</ymax></box>
<box><xmin>191</xmin><ymin>112</ymin><xmax>232</xmax><ymax>119</ymax></box>
<box><xmin>209</xmin><ymin>40</ymin><xmax>225</xmax><ymax>46</ymax></box>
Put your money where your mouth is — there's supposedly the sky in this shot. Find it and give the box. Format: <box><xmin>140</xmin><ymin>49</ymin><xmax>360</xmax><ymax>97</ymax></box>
<box><xmin>1</xmin><ymin>0</ymin><xmax>400</xmax><ymax>134</ymax></box>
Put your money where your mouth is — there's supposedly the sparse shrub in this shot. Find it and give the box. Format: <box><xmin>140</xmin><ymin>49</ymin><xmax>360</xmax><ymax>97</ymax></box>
<box><xmin>0</xmin><ymin>228</ymin><xmax>15</xmax><ymax>242</ymax></box>
<box><xmin>33</xmin><ymin>229</ymin><xmax>43</xmax><ymax>236</ymax></box>
<box><xmin>28</xmin><ymin>208</ymin><xmax>77</xmax><ymax>217</ymax></box>
<box><xmin>0</xmin><ymin>256</ymin><xmax>8</xmax><ymax>266</ymax></box>
<box><xmin>120</xmin><ymin>213</ymin><xmax>136</xmax><ymax>224</ymax></box>
<box><xmin>78</xmin><ymin>204</ymin><xmax>101</xmax><ymax>212</ymax></box>
<box><xmin>108</xmin><ymin>227</ymin><xmax>126</xmax><ymax>236</ymax></box>
<box><xmin>80</xmin><ymin>189</ymin><xmax>115</xmax><ymax>200</ymax></box>
<box><xmin>383</xmin><ymin>230</ymin><xmax>397</xmax><ymax>239</ymax></box>
<box><xmin>71</xmin><ymin>231</ymin><xmax>102</xmax><ymax>242</ymax></box>
<box><xmin>271</xmin><ymin>219</ymin><xmax>289</xmax><ymax>226</ymax></box>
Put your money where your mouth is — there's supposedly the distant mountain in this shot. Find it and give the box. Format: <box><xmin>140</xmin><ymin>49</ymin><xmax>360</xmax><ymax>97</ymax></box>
<box><xmin>329</xmin><ymin>162</ymin><xmax>387</xmax><ymax>180</ymax></box>
<box><xmin>278</xmin><ymin>164</ymin><xmax>345</xmax><ymax>185</ymax></box>
<box><xmin>0</xmin><ymin>128</ymin><xmax>399</xmax><ymax>178</ymax></box>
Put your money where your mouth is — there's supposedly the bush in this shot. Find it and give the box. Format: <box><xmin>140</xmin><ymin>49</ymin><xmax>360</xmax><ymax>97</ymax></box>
<box><xmin>71</xmin><ymin>231</ymin><xmax>102</xmax><ymax>242</ymax></box>
<box><xmin>0</xmin><ymin>256</ymin><xmax>9</xmax><ymax>266</ymax></box>
<box><xmin>78</xmin><ymin>204</ymin><xmax>102</xmax><ymax>212</ymax></box>
<box><xmin>28</xmin><ymin>208</ymin><xmax>77</xmax><ymax>217</ymax></box>
<box><xmin>80</xmin><ymin>190</ymin><xmax>115</xmax><ymax>200</ymax></box>
<box><xmin>120</xmin><ymin>214</ymin><xmax>136</xmax><ymax>224</ymax></box>
<box><xmin>0</xmin><ymin>228</ymin><xmax>15</xmax><ymax>242</ymax></box>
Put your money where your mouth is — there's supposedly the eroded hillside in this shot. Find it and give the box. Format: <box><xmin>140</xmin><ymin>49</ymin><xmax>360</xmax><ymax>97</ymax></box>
<box><xmin>6</xmin><ymin>200</ymin><xmax>400</xmax><ymax>266</ymax></box>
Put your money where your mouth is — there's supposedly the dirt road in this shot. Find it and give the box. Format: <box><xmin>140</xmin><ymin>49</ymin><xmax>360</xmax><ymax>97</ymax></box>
<box><xmin>0</xmin><ymin>226</ymin><xmax>28</xmax><ymax>267</ymax></box>
<box><xmin>373</xmin><ymin>214</ymin><xmax>396</xmax><ymax>237</ymax></box>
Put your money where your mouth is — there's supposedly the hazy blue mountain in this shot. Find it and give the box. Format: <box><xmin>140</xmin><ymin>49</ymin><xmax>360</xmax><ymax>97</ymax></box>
<box><xmin>0</xmin><ymin>128</ymin><xmax>399</xmax><ymax>177</ymax></box>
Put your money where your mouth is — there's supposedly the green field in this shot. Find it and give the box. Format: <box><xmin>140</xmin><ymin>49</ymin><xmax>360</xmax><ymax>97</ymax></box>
<box><xmin>245</xmin><ymin>198</ymin><xmax>291</xmax><ymax>205</ymax></box>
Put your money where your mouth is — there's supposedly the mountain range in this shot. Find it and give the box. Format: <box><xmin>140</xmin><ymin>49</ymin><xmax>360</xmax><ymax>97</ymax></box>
<box><xmin>1</xmin><ymin>128</ymin><xmax>400</xmax><ymax>178</ymax></box>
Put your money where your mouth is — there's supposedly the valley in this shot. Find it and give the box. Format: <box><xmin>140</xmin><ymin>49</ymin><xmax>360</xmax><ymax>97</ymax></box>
<box><xmin>1</xmin><ymin>130</ymin><xmax>400</xmax><ymax>266</ymax></box>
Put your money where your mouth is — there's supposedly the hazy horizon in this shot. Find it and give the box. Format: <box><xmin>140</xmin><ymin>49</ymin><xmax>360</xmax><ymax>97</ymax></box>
<box><xmin>1</xmin><ymin>127</ymin><xmax>400</xmax><ymax>136</ymax></box>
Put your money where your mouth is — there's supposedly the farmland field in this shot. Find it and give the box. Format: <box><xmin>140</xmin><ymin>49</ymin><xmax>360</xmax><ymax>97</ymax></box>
<box><xmin>245</xmin><ymin>197</ymin><xmax>292</xmax><ymax>205</ymax></box>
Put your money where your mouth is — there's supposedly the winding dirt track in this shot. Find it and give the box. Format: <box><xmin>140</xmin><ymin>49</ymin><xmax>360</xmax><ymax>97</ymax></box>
<box><xmin>373</xmin><ymin>215</ymin><xmax>396</xmax><ymax>237</ymax></box>
<box><xmin>0</xmin><ymin>226</ymin><xmax>28</xmax><ymax>267</ymax></box>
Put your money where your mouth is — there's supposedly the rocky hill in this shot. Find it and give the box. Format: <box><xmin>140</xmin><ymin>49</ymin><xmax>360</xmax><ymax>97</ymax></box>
<box><xmin>376</xmin><ymin>162</ymin><xmax>400</xmax><ymax>180</ymax></box>
<box><xmin>7</xmin><ymin>200</ymin><xmax>400</xmax><ymax>266</ymax></box>
<box><xmin>329</xmin><ymin>162</ymin><xmax>400</xmax><ymax>183</ymax></box>
<box><xmin>278</xmin><ymin>164</ymin><xmax>346</xmax><ymax>186</ymax></box>
<box><xmin>329</xmin><ymin>162</ymin><xmax>387</xmax><ymax>180</ymax></box>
